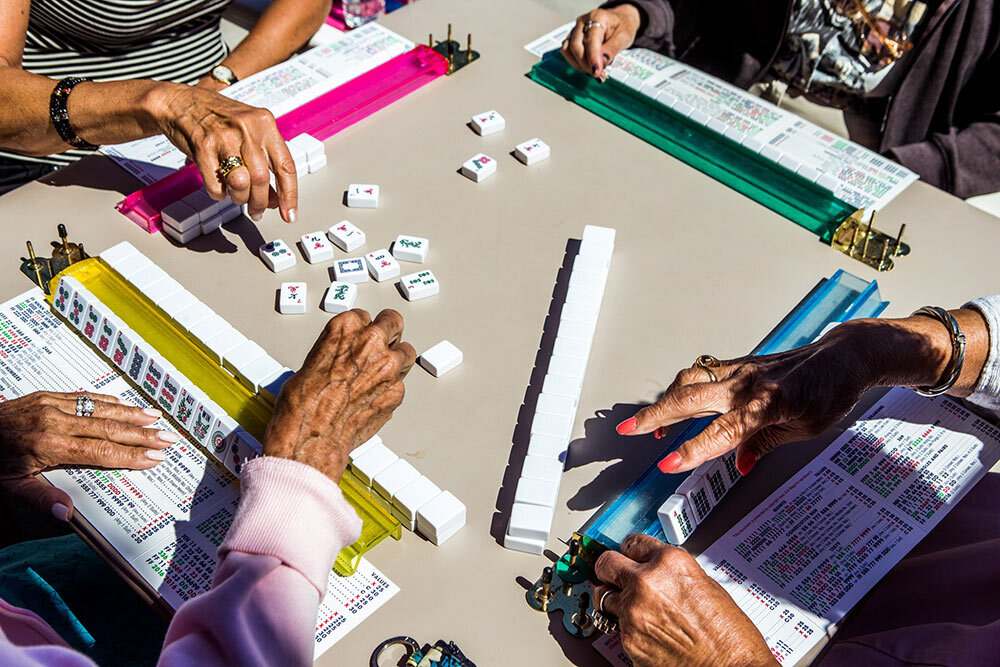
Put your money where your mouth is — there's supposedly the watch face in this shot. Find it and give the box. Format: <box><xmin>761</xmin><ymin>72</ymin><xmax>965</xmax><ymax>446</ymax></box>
<box><xmin>212</xmin><ymin>66</ymin><xmax>235</xmax><ymax>84</ymax></box>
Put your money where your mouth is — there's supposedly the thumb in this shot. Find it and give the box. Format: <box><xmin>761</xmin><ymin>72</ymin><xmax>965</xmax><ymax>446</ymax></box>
<box><xmin>1</xmin><ymin>477</ymin><xmax>74</xmax><ymax>521</ymax></box>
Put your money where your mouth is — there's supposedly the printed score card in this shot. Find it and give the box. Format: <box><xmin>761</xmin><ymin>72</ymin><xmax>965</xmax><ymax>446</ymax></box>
<box><xmin>102</xmin><ymin>23</ymin><xmax>414</xmax><ymax>185</ymax></box>
<box><xmin>0</xmin><ymin>289</ymin><xmax>397</xmax><ymax>659</ymax></box>
<box><xmin>525</xmin><ymin>27</ymin><xmax>917</xmax><ymax>213</ymax></box>
<box><xmin>594</xmin><ymin>387</ymin><xmax>1000</xmax><ymax>666</ymax></box>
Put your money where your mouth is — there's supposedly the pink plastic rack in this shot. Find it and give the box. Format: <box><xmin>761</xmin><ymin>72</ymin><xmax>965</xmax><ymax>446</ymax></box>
<box><xmin>116</xmin><ymin>45</ymin><xmax>448</xmax><ymax>233</ymax></box>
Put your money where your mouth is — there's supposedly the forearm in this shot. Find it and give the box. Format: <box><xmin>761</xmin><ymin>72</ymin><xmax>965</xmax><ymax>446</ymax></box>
<box><xmin>837</xmin><ymin>307</ymin><xmax>990</xmax><ymax>397</ymax></box>
<box><xmin>219</xmin><ymin>0</ymin><xmax>332</xmax><ymax>81</ymax></box>
<box><xmin>0</xmin><ymin>66</ymin><xmax>175</xmax><ymax>156</ymax></box>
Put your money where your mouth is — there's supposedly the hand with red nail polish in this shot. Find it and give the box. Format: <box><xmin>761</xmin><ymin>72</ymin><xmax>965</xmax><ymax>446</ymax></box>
<box><xmin>562</xmin><ymin>5</ymin><xmax>641</xmax><ymax>79</ymax></box>
<box><xmin>612</xmin><ymin>317</ymin><xmax>984</xmax><ymax>475</ymax></box>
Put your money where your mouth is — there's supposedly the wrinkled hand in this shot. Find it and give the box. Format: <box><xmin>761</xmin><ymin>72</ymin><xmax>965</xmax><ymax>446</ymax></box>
<box><xmin>594</xmin><ymin>534</ymin><xmax>776</xmax><ymax>667</ymax></box>
<box><xmin>562</xmin><ymin>5</ymin><xmax>641</xmax><ymax>81</ymax></box>
<box><xmin>263</xmin><ymin>309</ymin><xmax>415</xmax><ymax>483</ymax></box>
<box><xmin>152</xmin><ymin>83</ymin><xmax>298</xmax><ymax>223</ymax></box>
<box><xmin>615</xmin><ymin>320</ymin><xmax>943</xmax><ymax>476</ymax></box>
<box><xmin>0</xmin><ymin>392</ymin><xmax>175</xmax><ymax>520</ymax></box>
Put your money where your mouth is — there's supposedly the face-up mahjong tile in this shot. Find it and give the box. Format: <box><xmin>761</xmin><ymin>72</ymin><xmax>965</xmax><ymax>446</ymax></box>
<box><xmin>259</xmin><ymin>239</ymin><xmax>296</xmax><ymax>272</ymax></box>
<box><xmin>113</xmin><ymin>328</ymin><xmax>135</xmax><ymax>371</ymax></box>
<box><xmin>68</xmin><ymin>289</ymin><xmax>90</xmax><ymax>330</ymax></box>
<box><xmin>470</xmin><ymin>109</ymin><xmax>505</xmax><ymax>136</ymax></box>
<box><xmin>175</xmin><ymin>387</ymin><xmax>201</xmax><ymax>430</ymax></box>
<box><xmin>323</xmin><ymin>281</ymin><xmax>357</xmax><ymax>314</ymax></box>
<box><xmin>461</xmin><ymin>153</ymin><xmax>496</xmax><ymax>182</ymax></box>
<box><xmin>126</xmin><ymin>343</ymin><xmax>148</xmax><ymax>383</ymax></box>
<box><xmin>140</xmin><ymin>356</ymin><xmax>167</xmax><ymax>399</ymax></box>
<box><xmin>299</xmin><ymin>231</ymin><xmax>334</xmax><ymax>263</ymax></box>
<box><xmin>155</xmin><ymin>370</ymin><xmax>184</xmax><ymax>415</ymax></box>
<box><xmin>278</xmin><ymin>282</ymin><xmax>307</xmax><ymax>314</ymax></box>
<box><xmin>327</xmin><ymin>220</ymin><xmax>366</xmax><ymax>252</ymax></box>
<box><xmin>364</xmin><ymin>249</ymin><xmax>400</xmax><ymax>282</ymax></box>
<box><xmin>515</xmin><ymin>138</ymin><xmax>551</xmax><ymax>165</ymax></box>
<box><xmin>334</xmin><ymin>257</ymin><xmax>368</xmax><ymax>284</ymax></box>
<box><xmin>53</xmin><ymin>277</ymin><xmax>77</xmax><ymax>316</ymax></box>
<box><xmin>346</xmin><ymin>184</ymin><xmax>379</xmax><ymax>208</ymax></box>
<box><xmin>400</xmin><ymin>270</ymin><xmax>439</xmax><ymax>301</ymax></box>
<box><xmin>96</xmin><ymin>316</ymin><xmax>119</xmax><ymax>358</ymax></box>
<box><xmin>392</xmin><ymin>235</ymin><xmax>429</xmax><ymax>263</ymax></box>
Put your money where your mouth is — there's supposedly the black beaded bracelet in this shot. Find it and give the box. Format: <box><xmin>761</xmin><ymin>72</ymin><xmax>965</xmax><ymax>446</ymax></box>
<box><xmin>49</xmin><ymin>77</ymin><xmax>99</xmax><ymax>151</ymax></box>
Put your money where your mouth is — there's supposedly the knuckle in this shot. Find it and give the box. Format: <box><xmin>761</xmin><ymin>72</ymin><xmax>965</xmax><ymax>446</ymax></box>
<box><xmin>227</xmin><ymin>170</ymin><xmax>250</xmax><ymax>190</ymax></box>
<box><xmin>275</xmin><ymin>156</ymin><xmax>297</xmax><ymax>176</ymax></box>
<box><xmin>249</xmin><ymin>167</ymin><xmax>270</xmax><ymax>187</ymax></box>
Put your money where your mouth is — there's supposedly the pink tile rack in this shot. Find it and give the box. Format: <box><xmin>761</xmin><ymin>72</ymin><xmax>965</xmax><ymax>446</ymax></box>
<box><xmin>116</xmin><ymin>45</ymin><xmax>448</xmax><ymax>233</ymax></box>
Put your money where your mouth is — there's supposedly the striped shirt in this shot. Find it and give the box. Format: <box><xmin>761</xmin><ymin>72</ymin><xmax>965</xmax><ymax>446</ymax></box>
<box><xmin>2</xmin><ymin>0</ymin><xmax>232</xmax><ymax>166</ymax></box>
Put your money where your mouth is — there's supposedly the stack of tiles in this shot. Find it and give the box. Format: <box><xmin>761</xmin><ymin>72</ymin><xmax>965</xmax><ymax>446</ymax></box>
<box><xmin>605</xmin><ymin>69</ymin><xmax>840</xmax><ymax>193</ymax></box>
<box><xmin>73</xmin><ymin>241</ymin><xmax>298</xmax><ymax>477</ymax></box>
<box><xmin>347</xmin><ymin>435</ymin><xmax>466</xmax><ymax>545</ymax></box>
<box><xmin>287</xmin><ymin>133</ymin><xmax>328</xmax><ymax>175</ymax></box>
<box><xmin>161</xmin><ymin>188</ymin><xmax>241</xmax><ymax>245</ymax></box>
<box><xmin>503</xmin><ymin>225</ymin><xmax>616</xmax><ymax>555</ymax></box>
<box><xmin>656</xmin><ymin>450</ymin><xmax>741</xmax><ymax>544</ymax></box>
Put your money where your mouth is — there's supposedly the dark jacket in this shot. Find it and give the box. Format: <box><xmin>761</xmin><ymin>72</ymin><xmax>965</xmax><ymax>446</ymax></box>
<box><xmin>604</xmin><ymin>0</ymin><xmax>1000</xmax><ymax>198</ymax></box>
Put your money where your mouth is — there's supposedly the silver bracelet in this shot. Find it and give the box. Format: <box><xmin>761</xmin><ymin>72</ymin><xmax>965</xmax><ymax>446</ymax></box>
<box><xmin>911</xmin><ymin>306</ymin><xmax>966</xmax><ymax>397</ymax></box>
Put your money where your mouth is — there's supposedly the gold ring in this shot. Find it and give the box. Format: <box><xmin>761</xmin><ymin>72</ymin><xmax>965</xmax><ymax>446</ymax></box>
<box><xmin>695</xmin><ymin>354</ymin><xmax>720</xmax><ymax>382</ymax></box>
<box><xmin>217</xmin><ymin>155</ymin><xmax>245</xmax><ymax>178</ymax></box>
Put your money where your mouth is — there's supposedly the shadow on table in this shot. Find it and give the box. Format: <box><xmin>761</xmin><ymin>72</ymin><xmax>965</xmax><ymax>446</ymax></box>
<box><xmin>38</xmin><ymin>155</ymin><xmax>145</xmax><ymax>198</ymax></box>
<box><xmin>490</xmin><ymin>238</ymin><xmax>578</xmax><ymax>546</ymax></box>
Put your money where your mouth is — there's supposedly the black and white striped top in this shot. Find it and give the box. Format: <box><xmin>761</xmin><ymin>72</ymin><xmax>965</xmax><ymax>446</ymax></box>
<box><xmin>2</xmin><ymin>0</ymin><xmax>232</xmax><ymax>166</ymax></box>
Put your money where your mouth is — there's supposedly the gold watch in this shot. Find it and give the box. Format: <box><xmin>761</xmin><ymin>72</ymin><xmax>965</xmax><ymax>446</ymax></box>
<box><xmin>211</xmin><ymin>65</ymin><xmax>238</xmax><ymax>87</ymax></box>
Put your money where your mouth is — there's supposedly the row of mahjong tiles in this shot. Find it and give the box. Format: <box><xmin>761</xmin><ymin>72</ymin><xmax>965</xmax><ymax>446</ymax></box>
<box><xmin>56</xmin><ymin>240</ymin><xmax>468</xmax><ymax>543</ymax></box>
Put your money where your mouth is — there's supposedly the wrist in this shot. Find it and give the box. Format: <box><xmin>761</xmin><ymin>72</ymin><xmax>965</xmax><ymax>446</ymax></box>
<box><xmin>832</xmin><ymin>318</ymin><xmax>952</xmax><ymax>390</ymax></box>
<box><xmin>614</xmin><ymin>3</ymin><xmax>642</xmax><ymax>32</ymax></box>
<box><xmin>139</xmin><ymin>81</ymin><xmax>188</xmax><ymax>135</ymax></box>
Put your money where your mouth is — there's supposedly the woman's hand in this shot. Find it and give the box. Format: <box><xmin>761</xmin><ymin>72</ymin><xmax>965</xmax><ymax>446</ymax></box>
<box><xmin>263</xmin><ymin>309</ymin><xmax>416</xmax><ymax>483</ymax></box>
<box><xmin>148</xmin><ymin>83</ymin><xmax>298</xmax><ymax>224</ymax></box>
<box><xmin>594</xmin><ymin>534</ymin><xmax>776</xmax><ymax>667</ymax></box>
<box><xmin>614</xmin><ymin>315</ymin><xmax>981</xmax><ymax>476</ymax></box>
<box><xmin>562</xmin><ymin>5</ymin><xmax>642</xmax><ymax>81</ymax></box>
<box><xmin>0</xmin><ymin>392</ymin><xmax>175</xmax><ymax>520</ymax></box>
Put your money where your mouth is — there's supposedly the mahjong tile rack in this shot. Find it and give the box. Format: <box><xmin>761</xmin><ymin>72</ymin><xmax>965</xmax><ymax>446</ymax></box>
<box><xmin>42</xmin><ymin>247</ymin><xmax>401</xmax><ymax>576</ymax></box>
<box><xmin>116</xmin><ymin>42</ymin><xmax>454</xmax><ymax>235</ymax></box>
<box><xmin>528</xmin><ymin>51</ymin><xmax>911</xmax><ymax>271</ymax></box>
<box><xmin>522</xmin><ymin>269</ymin><xmax>889</xmax><ymax>638</ymax></box>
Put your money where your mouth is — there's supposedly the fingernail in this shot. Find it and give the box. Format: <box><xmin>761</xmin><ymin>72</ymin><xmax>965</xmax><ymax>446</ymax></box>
<box><xmin>288</xmin><ymin>208</ymin><xmax>297</xmax><ymax>223</ymax></box>
<box><xmin>654</xmin><ymin>427</ymin><xmax>664</xmax><ymax>440</ymax></box>
<box><xmin>736</xmin><ymin>451</ymin><xmax>759</xmax><ymax>476</ymax></box>
<box><xmin>251</xmin><ymin>212</ymin><xmax>262</xmax><ymax>223</ymax></box>
<box><xmin>51</xmin><ymin>503</ymin><xmax>70</xmax><ymax>522</ymax></box>
<box><xmin>616</xmin><ymin>417</ymin><xmax>637</xmax><ymax>435</ymax></box>
<box><xmin>658</xmin><ymin>452</ymin><xmax>681</xmax><ymax>473</ymax></box>
<box><xmin>592</xmin><ymin>65</ymin><xmax>598</xmax><ymax>73</ymax></box>
<box><xmin>143</xmin><ymin>408</ymin><xmax>162</xmax><ymax>418</ymax></box>
<box><xmin>157</xmin><ymin>430</ymin><xmax>179</xmax><ymax>444</ymax></box>
<box><xmin>146</xmin><ymin>450</ymin><xmax>168</xmax><ymax>461</ymax></box>
<box><xmin>603</xmin><ymin>52</ymin><xmax>611</xmax><ymax>63</ymax></box>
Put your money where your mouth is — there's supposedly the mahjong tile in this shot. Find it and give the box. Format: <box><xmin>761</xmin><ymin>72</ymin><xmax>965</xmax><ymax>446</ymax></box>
<box><xmin>299</xmin><ymin>231</ymin><xmax>334</xmax><ymax>264</ymax></box>
<box><xmin>155</xmin><ymin>369</ymin><xmax>186</xmax><ymax>416</ymax></box>
<box><xmin>346</xmin><ymin>184</ymin><xmax>379</xmax><ymax>208</ymax></box>
<box><xmin>461</xmin><ymin>153</ymin><xmax>496</xmax><ymax>182</ymax></box>
<box><xmin>129</xmin><ymin>264</ymin><xmax>168</xmax><ymax>292</ymax></box>
<box><xmin>82</xmin><ymin>301</ymin><xmax>103</xmax><ymax>342</ymax></box>
<box><xmin>470</xmin><ymin>109</ymin><xmax>505</xmax><ymax>136</ymax></box>
<box><xmin>162</xmin><ymin>200</ymin><xmax>200</xmax><ymax>233</ymax></box>
<box><xmin>95</xmin><ymin>315</ymin><xmax>119</xmax><ymax>358</ymax></box>
<box><xmin>97</xmin><ymin>241</ymin><xmax>138</xmax><ymax>267</ymax></box>
<box><xmin>125</xmin><ymin>341</ymin><xmax>149</xmax><ymax>384</ymax></box>
<box><xmin>364</xmin><ymin>249</ymin><xmax>400</xmax><ymax>282</ymax></box>
<box><xmin>68</xmin><ymin>288</ymin><xmax>90</xmax><ymax>331</ymax></box>
<box><xmin>181</xmin><ymin>188</ymin><xmax>220</xmax><ymax>221</ymax></box>
<box><xmin>190</xmin><ymin>400</ymin><xmax>222</xmax><ymax>446</ymax></box>
<box><xmin>174</xmin><ymin>386</ymin><xmax>203</xmax><ymax>431</ymax></box>
<box><xmin>111</xmin><ymin>328</ymin><xmax>136</xmax><ymax>371</ymax></box>
<box><xmin>209</xmin><ymin>415</ymin><xmax>239</xmax><ymax>459</ymax></box>
<box><xmin>399</xmin><ymin>270</ymin><xmax>439</xmax><ymax>301</ymax></box>
<box><xmin>308</xmin><ymin>153</ymin><xmax>327</xmax><ymax>173</ymax></box>
<box><xmin>327</xmin><ymin>220</ymin><xmax>366</xmax><ymax>252</ymax></box>
<box><xmin>52</xmin><ymin>276</ymin><xmax>79</xmax><ymax>317</ymax></box>
<box><xmin>323</xmin><ymin>281</ymin><xmax>357</xmax><ymax>314</ymax></box>
<box><xmin>514</xmin><ymin>138</ymin><xmax>550</xmax><ymax>165</ymax></box>
<box><xmin>139</xmin><ymin>356</ymin><xmax>168</xmax><ymax>399</ymax></box>
<box><xmin>259</xmin><ymin>239</ymin><xmax>296</xmax><ymax>272</ymax></box>
<box><xmin>163</xmin><ymin>223</ymin><xmax>201</xmax><ymax>245</ymax></box>
<box><xmin>289</xmin><ymin>133</ymin><xmax>324</xmax><ymax>162</ymax></box>
<box><xmin>333</xmin><ymin>257</ymin><xmax>368</xmax><ymax>284</ymax></box>
<box><xmin>392</xmin><ymin>235</ymin><xmax>429</xmax><ymax>263</ymax></box>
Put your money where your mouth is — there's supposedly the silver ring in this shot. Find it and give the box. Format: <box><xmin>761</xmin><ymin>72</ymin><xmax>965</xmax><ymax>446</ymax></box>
<box><xmin>76</xmin><ymin>396</ymin><xmax>95</xmax><ymax>418</ymax></box>
<box><xmin>584</xmin><ymin>20</ymin><xmax>603</xmax><ymax>31</ymax></box>
<box><xmin>597</xmin><ymin>588</ymin><xmax>613</xmax><ymax>613</ymax></box>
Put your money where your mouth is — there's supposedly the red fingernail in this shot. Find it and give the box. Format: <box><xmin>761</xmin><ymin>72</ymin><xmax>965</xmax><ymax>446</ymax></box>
<box><xmin>653</xmin><ymin>427</ymin><xmax>663</xmax><ymax>440</ymax></box>
<box><xmin>736</xmin><ymin>451</ymin><xmax>759</xmax><ymax>476</ymax></box>
<box><xmin>616</xmin><ymin>417</ymin><xmax>637</xmax><ymax>435</ymax></box>
<box><xmin>658</xmin><ymin>452</ymin><xmax>681</xmax><ymax>473</ymax></box>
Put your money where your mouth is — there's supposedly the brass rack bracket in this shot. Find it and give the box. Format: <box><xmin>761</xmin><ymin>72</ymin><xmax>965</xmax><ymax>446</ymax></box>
<box><xmin>830</xmin><ymin>209</ymin><xmax>909</xmax><ymax>272</ymax></box>
<box><xmin>20</xmin><ymin>224</ymin><xmax>89</xmax><ymax>294</ymax></box>
<box><xmin>429</xmin><ymin>24</ymin><xmax>479</xmax><ymax>74</ymax></box>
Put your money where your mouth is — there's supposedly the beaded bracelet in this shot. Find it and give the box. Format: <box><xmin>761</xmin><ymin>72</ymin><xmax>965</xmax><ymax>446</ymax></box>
<box><xmin>49</xmin><ymin>77</ymin><xmax>99</xmax><ymax>151</ymax></box>
<box><xmin>912</xmin><ymin>306</ymin><xmax>966</xmax><ymax>397</ymax></box>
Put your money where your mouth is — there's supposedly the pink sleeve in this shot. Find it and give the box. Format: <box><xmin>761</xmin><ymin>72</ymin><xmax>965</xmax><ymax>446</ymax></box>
<box><xmin>157</xmin><ymin>456</ymin><xmax>362</xmax><ymax>667</ymax></box>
